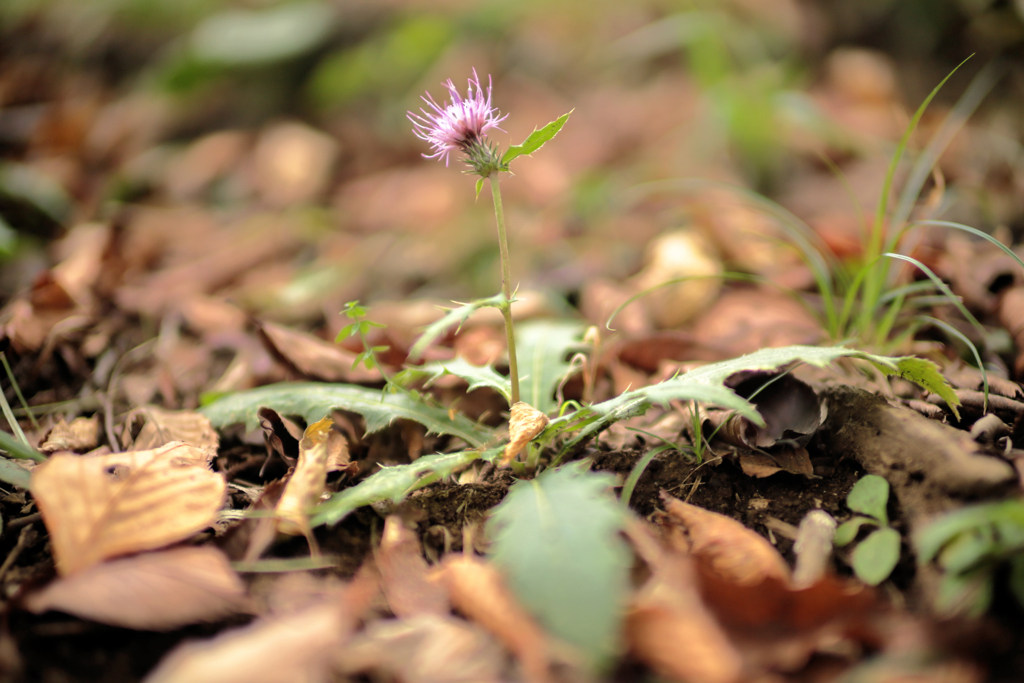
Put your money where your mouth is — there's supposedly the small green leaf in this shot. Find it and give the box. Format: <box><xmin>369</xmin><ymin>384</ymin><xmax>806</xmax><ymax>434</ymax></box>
<box><xmin>475</xmin><ymin>178</ymin><xmax>484</xmax><ymax>199</ymax></box>
<box><xmin>501</xmin><ymin>110</ymin><xmax>573</xmax><ymax>166</ymax></box>
<box><xmin>334</xmin><ymin>323</ymin><xmax>356</xmax><ymax>342</ymax></box>
<box><xmin>935</xmin><ymin>568</ymin><xmax>993</xmax><ymax>618</ymax></box>
<box><xmin>408</xmin><ymin>294</ymin><xmax>507</xmax><ymax>360</ymax></box>
<box><xmin>851</xmin><ymin>527</ymin><xmax>901</xmax><ymax>586</ymax></box>
<box><xmin>937</xmin><ymin>528</ymin><xmax>997</xmax><ymax>575</ymax></box>
<box><xmin>846</xmin><ymin>474</ymin><xmax>890</xmax><ymax>525</ymax></box>
<box><xmin>834</xmin><ymin>516</ymin><xmax>876</xmax><ymax>547</ymax></box>
<box><xmin>893</xmin><ymin>357</ymin><xmax>961</xmax><ymax>421</ymax></box>
<box><xmin>488</xmin><ymin>463</ymin><xmax>629</xmax><ymax>670</ymax></box>
<box><xmin>311</xmin><ymin>448</ymin><xmax>496</xmax><ymax>526</ymax></box>
<box><xmin>200</xmin><ymin>382</ymin><xmax>494</xmax><ymax>448</ymax></box>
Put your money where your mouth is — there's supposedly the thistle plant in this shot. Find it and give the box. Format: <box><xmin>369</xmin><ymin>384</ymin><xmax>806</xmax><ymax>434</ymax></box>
<box><xmin>409</xmin><ymin>69</ymin><xmax>571</xmax><ymax>407</ymax></box>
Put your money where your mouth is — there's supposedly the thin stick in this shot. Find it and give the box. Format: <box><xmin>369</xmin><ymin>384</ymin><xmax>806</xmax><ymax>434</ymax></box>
<box><xmin>490</xmin><ymin>177</ymin><xmax>520</xmax><ymax>405</ymax></box>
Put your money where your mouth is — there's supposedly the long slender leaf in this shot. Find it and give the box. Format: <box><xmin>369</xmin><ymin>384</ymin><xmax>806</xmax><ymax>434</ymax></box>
<box><xmin>200</xmin><ymin>383</ymin><xmax>494</xmax><ymax>448</ymax></box>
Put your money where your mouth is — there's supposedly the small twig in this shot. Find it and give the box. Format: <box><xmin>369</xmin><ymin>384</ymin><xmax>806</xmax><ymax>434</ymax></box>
<box><xmin>0</xmin><ymin>525</ymin><xmax>36</xmax><ymax>583</ymax></box>
<box><xmin>6</xmin><ymin>512</ymin><xmax>41</xmax><ymax>530</ymax></box>
<box><xmin>928</xmin><ymin>389</ymin><xmax>1024</xmax><ymax>416</ymax></box>
<box><xmin>1</xmin><ymin>352</ymin><xmax>38</xmax><ymax>430</ymax></box>
<box><xmin>100</xmin><ymin>392</ymin><xmax>120</xmax><ymax>453</ymax></box>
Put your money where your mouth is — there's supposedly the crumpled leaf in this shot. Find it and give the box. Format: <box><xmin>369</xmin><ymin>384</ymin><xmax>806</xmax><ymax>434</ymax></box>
<box><xmin>200</xmin><ymin>383</ymin><xmax>493</xmax><ymax>449</ymax></box>
<box><xmin>39</xmin><ymin>416</ymin><xmax>99</xmax><ymax>453</ymax></box>
<box><xmin>22</xmin><ymin>546</ymin><xmax>249</xmax><ymax>630</ymax></box>
<box><xmin>378</xmin><ymin>516</ymin><xmax>450</xmax><ymax>618</ymax></box>
<box><xmin>487</xmin><ymin>463</ymin><xmax>629</xmax><ymax>670</ymax></box>
<box><xmin>438</xmin><ymin>554</ymin><xmax>552</xmax><ymax>683</ymax></box>
<box><xmin>275</xmin><ymin>416</ymin><xmax>337</xmax><ymax>540</ymax></box>
<box><xmin>123</xmin><ymin>406</ymin><xmax>219</xmax><ymax>453</ymax></box>
<box><xmin>32</xmin><ymin>442</ymin><xmax>227</xmax><ymax>575</ymax></box>
<box><xmin>501</xmin><ymin>402</ymin><xmax>549</xmax><ymax>466</ymax></box>
<box><xmin>659</xmin><ymin>493</ymin><xmax>791</xmax><ymax>586</ymax></box>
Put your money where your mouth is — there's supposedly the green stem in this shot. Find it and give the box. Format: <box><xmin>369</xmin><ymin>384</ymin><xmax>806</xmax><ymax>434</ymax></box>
<box><xmin>490</xmin><ymin>177</ymin><xmax>520</xmax><ymax>406</ymax></box>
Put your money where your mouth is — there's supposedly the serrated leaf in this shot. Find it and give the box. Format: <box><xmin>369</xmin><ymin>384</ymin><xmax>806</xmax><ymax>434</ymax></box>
<box><xmin>311</xmin><ymin>448</ymin><xmax>497</xmax><ymax>526</ymax></box>
<box><xmin>200</xmin><ymin>383</ymin><xmax>493</xmax><ymax>448</ymax></box>
<box><xmin>487</xmin><ymin>463</ymin><xmax>629</xmax><ymax>670</ymax></box>
<box><xmin>591</xmin><ymin>345</ymin><xmax>959</xmax><ymax>427</ymax></box>
<box><xmin>834</xmin><ymin>517</ymin><xmax>876</xmax><ymax>547</ymax></box>
<box><xmin>421</xmin><ymin>357</ymin><xmax>512</xmax><ymax>402</ymax></box>
<box><xmin>846</xmin><ymin>474</ymin><xmax>890</xmax><ymax>525</ymax></box>
<box><xmin>852</xmin><ymin>527</ymin><xmax>901</xmax><ymax>586</ymax></box>
<box><xmin>502</xmin><ymin>110</ymin><xmax>572</xmax><ymax>166</ymax></box>
<box><xmin>516</xmin><ymin>320</ymin><xmax>584</xmax><ymax>415</ymax></box>
<box><xmin>408</xmin><ymin>294</ymin><xmax>507</xmax><ymax>360</ymax></box>
<box><xmin>893</xmin><ymin>357</ymin><xmax>960</xmax><ymax>420</ymax></box>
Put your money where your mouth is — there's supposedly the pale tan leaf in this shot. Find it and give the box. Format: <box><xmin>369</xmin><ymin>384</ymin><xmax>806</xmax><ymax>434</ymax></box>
<box><xmin>22</xmin><ymin>546</ymin><xmax>249</xmax><ymax>630</ymax></box>
<box><xmin>275</xmin><ymin>416</ymin><xmax>333</xmax><ymax>537</ymax></box>
<box><xmin>438</xmin><ymin>554</ymin><xmax>552</xmax><ymax>683</ymax></box>
<box><xmin>39</xmin><ymin>416</ymin><xmax>99</xmax><ymax>453</ymax></box>
<box><xmin>145</xmin><ymin>602</ymin><xmax>347</xmax><ymax>683</ymax></box>
<box><xmin>32</xmin><ymin>442</ymin><xmax>227</xmax><ymax>575</ymax></box>
<box><xmin>501</xmin><ymin>402</ymin><xmax>549</xmax><ymax>466</ymax></box>
<box><xmin>660</xmin><ymin>494</ymin><xmax>790</xmax><ymax>586</ymax></box>
<box><xmin>378</xmin><ymin>516</ymin><xmax>450</xmax><ymax>618</ymax></box>
<box><xmin>124</xmin><ymin>406</ymin><xmax>219</xmax><ymax>453</ymax></box>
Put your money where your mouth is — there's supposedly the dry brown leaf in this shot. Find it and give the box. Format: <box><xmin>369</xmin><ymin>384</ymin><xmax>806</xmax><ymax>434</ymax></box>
<box><xmin>144</xmin><ymin>601</ymin><xmax>347</xmax><ymax>683</ymax></box>
<box><xmin>502</xmin><ymin>402</ymin><xmax>549</xmax><ymax>466</ymax></box>
<box><xmin>378</xmin><ymin>516</ymin><xmax>450</xmax><ymax>618</ymax></box>
<box><xmin>624</xmin><ymin>521</ymin><xmax>743</xmax><ymax>683</ymax></box>
<box><xmin>22</xmin><ymin>546</ymin><xmax>249</xmax><ymax>630</ymax></box>
<box><xmin>259</xmin><ymin>321</ymin><xmax>382</xmax><ymax>383</ymax></box>
<box><xmin>275</xmin><ymin>416</ymin><xmax>337</xmax><ymax>541</ymax></box>
<box><xmin>336</xmin><ymin>615</ymin><xmax>505</xmax><ymax>683</ymax></box>
<box><xmin>438</xmin><ymin>554</ymin><xmax>552</xmax><ymax>683</ymax></box>
<box><xmin>257</xmin><ymin>406</ymin><xmax>302</xmax><ymax>465</ymax></box>
<box><xmin>32</xmin><ymin>442</ymin><xmax>227</xmax><ymax>575</ymax></box>
<box><xmin>123</xmin><ymin>406</ymin><xmax>219</xmax><ymax>453</ymax></box>
<box><xmin>660</xmin><ymin>494</ymin><xmax>790</xmax><ymax>585</ymax></box>
<box><xmin>39</xmin><ymin>416</ymin><xmax>99</xmax><ymax>453</ymax></box>
<box><xmin>737</xmin><ymin>447</ymin><xmax>814</xmax><ymax>478</ymax></box>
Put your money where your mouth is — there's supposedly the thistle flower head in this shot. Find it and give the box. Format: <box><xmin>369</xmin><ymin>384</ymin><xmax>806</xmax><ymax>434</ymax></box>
<box><xmin>408</xmin><ymin>68</ymin><xmax>508</xmax><ymax>176</ymax></box>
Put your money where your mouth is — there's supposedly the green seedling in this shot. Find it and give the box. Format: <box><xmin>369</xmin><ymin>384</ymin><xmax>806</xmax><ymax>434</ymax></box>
<box><xmin>915</xmin><ymin>499</ymin><xmax>1024</xmax><ymax>617</ymax></box>
<box><xmin>336</xmin><ymin>300</ymin><xmax>391</xmax><ymax>377</ymax></box>
<box><xmin>835</xmin><ymin>474</ymin><xmax>901</xmax><ymax>586</ymax></box>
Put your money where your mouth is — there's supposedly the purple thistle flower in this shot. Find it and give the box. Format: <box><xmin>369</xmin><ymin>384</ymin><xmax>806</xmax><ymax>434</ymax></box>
<box><xmin>408</xmin><ymin>69</ymin><xmax>508</xmax><ymax>169</ymax></box>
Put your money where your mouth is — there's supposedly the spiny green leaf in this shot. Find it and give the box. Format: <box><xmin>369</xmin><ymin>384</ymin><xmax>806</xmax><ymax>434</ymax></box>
<box><xmin>851</xmin><ymin>527</ymin><xmax>901</xmax><ymax>586</ymax></box>
<box><xmin>501</xmin><ymin>110</ymin><xmax>572</xmax><ymax>166</ymax></box>
<box><xmin>891</xmin><ymin>357</ymin><xmax>961</xmax><ymax>420</ymax></box>
<box><xmin>311</xmin><ymin>448</ymin><xmax>496</xmax><ymax>526</ymax></box>
<box><xmin>592</xmin><ymin>345</ymin><xmax>958</xmax><ymax>427</ymax></box>
<box><xmin>516</xmin><ymin>320</ymin><xmax>584</xmax><ymax>415</ymax></box>
<box><xmin>846</xmin><ymin>474</ymin><xmax>890</xmax><ymax>525</ymax></box>
<box><xmin>200</xmin><ymin>383</ymin><xmax>494</xmax><ymax>448</ymax></box>
<box><xmin>420</xmin><ymin>357</ymin><xmax>512</xmax><ymax>403</ymax></box>
<box><xmin>408</xmin><ymin>294</ymin><xmax>507</xmax><ymax>361</ymax></box>
<box><xmin>487</xmin><ymin>462</ymin><xmax>629</xmax><ymax>670</ymax></box>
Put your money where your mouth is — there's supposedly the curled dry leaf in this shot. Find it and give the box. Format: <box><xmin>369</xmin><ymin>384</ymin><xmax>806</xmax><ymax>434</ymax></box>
<box><xmin>275</xmin><ymin>416</ymin><xmax>350</xmax><ymax>542</ymax></box>
<box><xmin>502</xmin><ymin>402</ymin><xmax>549</xmax><ymax>466</ymax></box>
<box><xmin>123</xmin><ymin>405</ymin><xmax>219</xmax><ymax>453</ymax></box>
<box><xmin>378</xmin><ymin>516</ymin><xmax>450</xmax><ymax>618</ymax></box>
<box><xmin>32</xmin><ymin>442</ymin><xmax>227</xmax><ymax>575</ymax></box>
<box><xmin>39</xmin><ymin>415</ymin><xmax>100</xmax><ymax>453</ymax></box>
<box><xmin>438</xmin><ymin>554</ymin><xmax>552</xmax><ymax>683</ymax></box>
<box><xmin>659</xmin><ymin>493</ymin><xmax>790</xmax><ymax>586</ymax></box>
<box><xmin>22</xmin><ymin>546</ymin><xmax>249</xmax><ymax>630</ymax></box>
